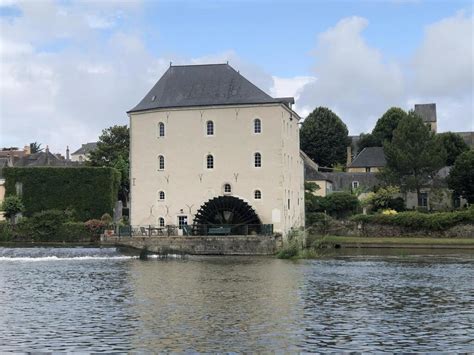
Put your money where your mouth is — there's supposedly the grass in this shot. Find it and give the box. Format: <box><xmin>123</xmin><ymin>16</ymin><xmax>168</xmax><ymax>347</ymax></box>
<box><xmin>319</xmin><ymin>236</ymin><xmax>474</xmax><ymax>246</ymax></box>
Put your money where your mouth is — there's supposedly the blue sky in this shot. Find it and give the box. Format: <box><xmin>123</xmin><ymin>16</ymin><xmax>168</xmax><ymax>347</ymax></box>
<box><xmin>0</xmin><ymin>0</ymin><xmax>472</xmax><ymax>153</ymax></box>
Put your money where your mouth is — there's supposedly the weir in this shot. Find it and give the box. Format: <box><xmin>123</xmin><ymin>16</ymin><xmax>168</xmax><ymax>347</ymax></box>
<box><xmin>100</xmin><ymin>235</ymin><xmax>279</xmax><ymax>256</ymax></box>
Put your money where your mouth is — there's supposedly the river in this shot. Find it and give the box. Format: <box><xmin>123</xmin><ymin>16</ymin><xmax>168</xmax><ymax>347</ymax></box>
<box><xmin>0</xmin><ymin>247</ymin><xmax>472</xmax><ymax>352</ymax></box>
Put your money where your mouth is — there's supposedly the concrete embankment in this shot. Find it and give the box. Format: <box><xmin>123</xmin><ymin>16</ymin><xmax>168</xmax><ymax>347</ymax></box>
<box><xmin>101</xmin><ymin>235</ymin><xmax>278</xmax><ymax>255</ymax></box>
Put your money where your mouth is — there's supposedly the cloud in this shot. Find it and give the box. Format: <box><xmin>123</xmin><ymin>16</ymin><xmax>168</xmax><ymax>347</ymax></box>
<box><xmin>295</xmin><ymin>13</ymin><xmax>473</xmax><ymax>134</ymax></box>
<box><xmin>413</xmin><ymin>11</ymin><xmax>473</xmax><ymax>97</ymax></box>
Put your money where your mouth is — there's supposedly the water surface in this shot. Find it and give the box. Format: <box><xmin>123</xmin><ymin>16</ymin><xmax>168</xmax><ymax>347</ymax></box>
<box><xmin>0</xmin><ymin>247</ymin><xmax>472</xmax><ymax>352</ymax></box>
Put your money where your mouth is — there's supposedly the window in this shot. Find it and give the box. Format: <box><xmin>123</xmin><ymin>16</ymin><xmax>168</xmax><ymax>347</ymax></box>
<box><xmin>254</xmin><ymin>190</ymin><xmax>261</xmax><ymax>199</ymax></box>
<box><xmin>159</xmin><ymin>191</ymin><xmax>165</xmax><ymax>200</ymax></box>
<box><xmin>224</xmin><ymin>183</ymin><xmax>232</xmax><ymax>194</ymax></box>
<box><xmin>158</xmin><ymin>122</ymin><xmax>165</xmax><ymax>137</ymax></box>
<box><xmin>158</xmin><ymin>155</ymin><xmax>165</xmax><ymax>170</ymax></box>
<box><xmin>365</xmin><ymin>167</ymin><xmax>371</xmax><ymax>172</ymax></box>
<box><xmin>418</xmin><ymin>192</ymin><xmax>428</xmax><ymax>208</ymax></box>
<box><xmin>178</xmin><ymin>216</ymin><xmax>188</xmax><ymax>229</ymax></box>
<box><xmin>206</xmin><ymin>120</ymin><xmax>214</xmax><ymax>136</ymax></box>
<box><xmin>207</xmin><ymin>154</ymin><xmax>214</xmax><ymax>169</ymax></box>
<box><xmin>254</xmin><ymin>152</ymin><xmax>261</xmax><ymax>167</ymax></box>
<box><xmin>288</xmin><ymin>198</ymin><xmax>290</xmax><ymax>210</ymax></box>
<box><xmin>159</xmin><ymin>217</ymin><xmax>165</xmax><ymax>227</ymax></box>
<box><xmin>254</xmin><ymin>118</ymin><xmax>261</xmax><ymax>133</ymax></box>
<box><xmin>352</xmin><ymin>181</ymin><xmax>359</xmax><ymax>189</ymax></box>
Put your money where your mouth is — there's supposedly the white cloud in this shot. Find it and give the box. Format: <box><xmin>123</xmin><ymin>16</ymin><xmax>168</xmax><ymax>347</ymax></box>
<box><xmin>295</xmin><ymin>14</ymin><xmax>472</xmax><ymax>134</ymax></box>
<box><xmin>413</xmin><ymin>11</ymin><xmax>473</xmax><ymax>97</ymax></box>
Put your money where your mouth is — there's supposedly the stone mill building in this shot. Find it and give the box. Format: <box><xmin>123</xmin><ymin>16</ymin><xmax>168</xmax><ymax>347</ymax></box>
<box><xmin>128</xmin><ymin>63</ymin><xmax>304</xmax><ymax>237</ymax></box>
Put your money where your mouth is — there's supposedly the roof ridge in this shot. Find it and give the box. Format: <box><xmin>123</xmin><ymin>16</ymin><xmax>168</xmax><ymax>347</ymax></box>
<box><xmin>170</xmin><ymin>63</ymin><xmax>229</xmax><ymax>67</ymax></box>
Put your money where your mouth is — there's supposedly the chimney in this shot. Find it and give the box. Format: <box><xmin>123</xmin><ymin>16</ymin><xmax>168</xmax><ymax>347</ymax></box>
<box><xmin>45</xmin><ymin>145</ymin><xmax>50</xmax><ymax>165</ymax></box>
<box><xmin>346</xmin><ymin>145</ymin><xmax>352</xmax><ymax>166</ymax></box>
<box><xmin>24</xmin><ymin>145</ymin><xmax>31</xmax><ymax>155</ymax></box>
<box><xmin>66</xmin><ymin>146</ymin><xmax>70</xmax><ymax>161</ymax></box>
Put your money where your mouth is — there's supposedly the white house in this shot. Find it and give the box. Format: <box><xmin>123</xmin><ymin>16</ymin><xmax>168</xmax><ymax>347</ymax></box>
<box><xmin>128</xmin><ymin>63</ymin><xmax>304</xmax><ymax>237</ymax></box>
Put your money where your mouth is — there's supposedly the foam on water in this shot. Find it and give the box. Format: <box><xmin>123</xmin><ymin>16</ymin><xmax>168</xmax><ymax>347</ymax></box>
<box><xmin>0</xmin><ymin>247</ymin><xmax>135</xmax><ymax>261</ymax></box>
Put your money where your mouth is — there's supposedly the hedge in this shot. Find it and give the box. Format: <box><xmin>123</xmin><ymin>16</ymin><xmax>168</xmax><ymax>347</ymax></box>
<box><xmin>4</xmin><ymin>167</ymin><xmax>120</xmax><ymax>221</ymax></box>
<box><xmin>351</xmin><ymin>208</ymin><xmax>474</xmax><ymax>231</ymax></box>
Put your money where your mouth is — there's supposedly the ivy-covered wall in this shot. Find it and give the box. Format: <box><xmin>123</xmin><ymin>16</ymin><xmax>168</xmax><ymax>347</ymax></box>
<box><xmin>4</xmin><ymin>167</ymin><xmax>121</xmax><ymax>221</ymax></box>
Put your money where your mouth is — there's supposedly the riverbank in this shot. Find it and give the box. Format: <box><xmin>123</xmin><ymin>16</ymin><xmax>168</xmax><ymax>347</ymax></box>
<box><xmin>320</xmin><ymin>236</ymin><xmax>474</xmax><ymax>249</ymax></box>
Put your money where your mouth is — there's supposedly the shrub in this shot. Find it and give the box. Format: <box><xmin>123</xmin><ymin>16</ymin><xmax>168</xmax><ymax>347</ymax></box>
<box><xmin>57</xmin><ymin>222</ymin><xmax>94</xmax><ymax>242</ymax></box>
<box><xmin>0</xmin><ymin>221</ymin><xmax>12</xmax><ymax>241</ymax></box>
<box><xmin>26</xmin><ymin>210</ymin><xmax>73</xmax><ymax>241</ymax></box>
<box><xmin>276</xmin><ymin>239</ymin><xmax>301</xmax><ymax>259</ymax></box>
<box><xmin>101</xmin><ymin>213</ymin><xmax>113</xmax><ymax>225</ymax></box>
<box><xmin>85</xmin><ymin>219</ymin><xmax>106</xmax><ymax>235</ymax></box>
<box><xmin>351</xmin><ymin>208</ymin><xmax>474</xmax><ymax>231</ymax></box>
<box><xmin>3</xmin><ymin>167</ymin><xmax>120</xmax><ymax>221</ymax></box>
<box><xmin>324</xmin><ymin>192</ymin><xmax>359</xmax><ymax>218</ymax></box>
<box><xmin>1</xmin><ymin>195</ymin><xmax>25</xmax><ymax>221</ymax></box>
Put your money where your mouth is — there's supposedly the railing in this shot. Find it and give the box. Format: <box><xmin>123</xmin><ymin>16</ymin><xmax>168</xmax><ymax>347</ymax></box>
<box><xmin>116</xmin><ymin>224</ymin><xmax>273</xmax><ymax>237</ymax></box>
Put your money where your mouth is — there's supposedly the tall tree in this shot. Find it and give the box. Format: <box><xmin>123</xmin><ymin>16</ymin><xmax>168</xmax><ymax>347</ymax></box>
<box><xmin>88</xmin><ymin>125</ymin><xmax>130</xmax><ymax>204</ymax></box>
<box><xmin>435</xmin><ymin>132</ymin><xmax>470</xmax><ymax>166</ymax></box>
<box><xmin>448</xmin><ymin>149</ymin><xmax>474</xmax><ymax>204</ymax></box>
<box><xmin>300</xmin><ymin>107</ymin><xmax>350</xmax><ymax>167</ymax></box>
<box><xmin>29</xmin><ymin>142</ymin><xmax>43</xmax><ymax>153</ymax></box>
<box><xmin>381</xmin><ymin>111</ymin><xmax>446</xmax><ymax>206</ymax></box>
<box><xmin>358</xmin><ymin>107</ymin><xmax>407</xmax><ymax>150</ymax></box>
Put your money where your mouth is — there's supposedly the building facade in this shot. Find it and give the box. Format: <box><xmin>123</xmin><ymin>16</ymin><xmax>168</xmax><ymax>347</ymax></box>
<box><xmin>128</xmin><ymin>64</ymin><xmax>304</xmax><ymax>236</ymax></box>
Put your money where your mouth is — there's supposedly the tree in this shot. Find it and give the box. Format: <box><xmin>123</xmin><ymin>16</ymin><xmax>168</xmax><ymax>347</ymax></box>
<box><xmin>358</xmin><ymin>107</ymin><xmax>407</xmax><ymax>150</ymax></box>
<box><xmin>300</xmin><ymin>107</ymin><xmax>350</xmax><ymax>167</ymax></box>
<box><xmin>1</xmin><ymin>195</ymin><xmax>25</xmax><ymax>223</ymax></box>
<box><xmin>30</xmin><ymin>142</ymin><xmax>43</xmax><ymax>153</ymax></box>
<box><xmin>448</xmin><ymin>149</ymin><xmax>474</xmax><ymax>203</ymax></box>
<box><xmin>381</xmin><ymin>111</ymin><xmax>446</xmax><ymax>207</ymax></box>
<box><xmin>87</xmin><ymin>125</ymin><xmax>130</xmax><ymax>205</ymax></box>
<box><xmin>435</xmin><ymin>132</ymin><xmax>469</xmax><ymax>166</ymax></box>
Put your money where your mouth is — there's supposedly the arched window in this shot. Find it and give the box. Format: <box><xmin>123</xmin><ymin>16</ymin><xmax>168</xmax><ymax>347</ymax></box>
<box><xmin>206</xmin><ymin>154</ymin><xmax>214</xmax><ymax>169</ymax></box>
<box><xmin>206</xmin><ymin>120</ymin><xmax>214</xmax><ymax>136</ymax></box>
<box><xmin>254</xmin><ymin>118</ymin><xmax>261</xmax><ymax>133</ymax></box>
<box><xmin>224</xmin><ymin>183</ymin><xmax>232</xmax><ymax>194</ymax></box>
<box><xmin>158</xmin><ymin>155</ymin><xmax>165</xmax><ymax>170</ymax></box>
<box><xmin>159</xmin><ymin>191</ymin><xmax>165</xmax><ymax>200</ymax></box>
<box><xmin>158</xmin><ymin>122</ymin><xmax>165</xmax><ymax>137</ymax></box>
<box><xmin>254</xmin><ymin>190</ymin><xmax>262</xmax><ymax>199</ymax></box>
<box><xmin>254</xmin><ymin>152</ymin><xmax>261</xmax><ymax>167</ymax></box>
<box><xmin>159</xmin><ymin>217</ymin><xmax>165</xmax><ymax>227</ymax></box>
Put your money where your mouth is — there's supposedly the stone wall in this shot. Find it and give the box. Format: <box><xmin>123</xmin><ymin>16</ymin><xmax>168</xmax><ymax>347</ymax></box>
<box><xmin>355</xmin><ymin>223</ymin><xmax>474</xmax><ymax>238</ymax></box>
<box><xmin>102</xmin><ymin>235</ymin><xmax>278</xmax><ymax>255</ymax></box>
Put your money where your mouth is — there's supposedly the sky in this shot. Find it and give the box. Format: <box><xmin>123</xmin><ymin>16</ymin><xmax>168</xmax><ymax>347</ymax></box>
<box><xmin>0</xmin><ymin>0</ymin><xmax>473</xmax><ymax>154</ymax></box>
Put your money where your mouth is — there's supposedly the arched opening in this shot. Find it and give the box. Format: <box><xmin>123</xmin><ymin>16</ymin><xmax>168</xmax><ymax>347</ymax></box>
<box><xmin>193</xmin><ymin>195</ymin><xmax>262</xmax><ymax>235</ymax></box>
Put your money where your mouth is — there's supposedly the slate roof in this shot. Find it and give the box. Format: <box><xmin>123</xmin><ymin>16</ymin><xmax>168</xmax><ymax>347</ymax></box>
<box><xmin>301</xmin><ymin>151</ymin><xmax>332</xmax><ymax>181</ymax></box>
<box><xmin>71</xmin><ymin>142</ymin><xmax>98</xmax><ymax>155</ymax></box>
<box><xmin>324</xmin><ymin>172</ymin><xmax>380</xmax><ymax>191</ymax></box>
<box><xmin>349</xmin><ymin>147</ymin><xmax>386</xmax><ymax>168</ymax></box>
<box><xmin>129</xmin><ymin>64</ymin><xmax>294</xmax><ymax>113</ymax></box>
<box><xmin>414</xmin><ymin>103</ymin><xmax>437</xmax><ymax>123</ymax></box>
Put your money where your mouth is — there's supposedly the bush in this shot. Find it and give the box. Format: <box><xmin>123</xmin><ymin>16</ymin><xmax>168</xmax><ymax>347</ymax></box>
<box><xmin>25</xmin><ymin>210</ymin><xmax>74</xmax><ymax>241</ymax></box>
<box><xmin>276</xmin><ymin>239</ymin><xmax>301</xmax><ymax>259</ymax></box>
<box><xmin>324</xmin><ymin>192</ymin><xmax>359</xmax><ymax>218</ymax></box>
<box><xmin>57</xmin><ymin>222</ymin><xmax>94</xmax><ymax>242</ymax></box>
<box><xmin>4</xmin><ymin>167</ymin><xmax>120</xmax><ymax>221</ymax></box>
<box><xmin>0</xmin><ymin>221</ymin><xmax>12</xmax><ymax>241</ymax></box>
<box><xmin>351</xmin><ymin>208</ymin><xmax>474</xmax><ymax>231</ymax></box>
<box><xmin>101</xmin><ymin>213</ymin><xmax>113</xmax><ymax>225</ymax></box>
<box><xmin>1</xmin><ymin>195</ymin><xmax>25</xmax><ymax>220</ymax></box>
<box><xmin>85</xmin><ymin>219</ymin><xmax>106</xmax><ymax>235</ymax></box>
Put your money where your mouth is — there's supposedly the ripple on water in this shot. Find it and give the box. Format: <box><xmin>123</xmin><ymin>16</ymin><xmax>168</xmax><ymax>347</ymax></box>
<box><xmin>0</xmin><ymin>247</ymin><xmax>472</xmax><ymax>352</ymax></box>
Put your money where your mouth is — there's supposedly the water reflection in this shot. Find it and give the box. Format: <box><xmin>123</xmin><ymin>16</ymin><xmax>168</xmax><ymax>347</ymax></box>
<box><xmin>0</xmin><ymin>247</ymin><xmax>472</xmax><ymax>352</ymax></box>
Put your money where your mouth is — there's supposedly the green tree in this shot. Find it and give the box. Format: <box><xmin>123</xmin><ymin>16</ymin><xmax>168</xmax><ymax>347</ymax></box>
<box><xmin>381</xmin><ymin>111</ymin><xmax>446</xmax><ymax>206</ymax></box>
<box><xmin>358</xmin><ymin>107</ymin><xmax>408</xmax><ymax>150</ymax></box>
<box><xmin>300</xmin><ymin>107</ymin><xmax>350</xmax><ymax>167</ymax></box>
<box><xmin>435</xmin><ymin>132</ymin><xmax>469</xmax><ymax>166</ymax></box>
<box><xmin>29</xmin><ymin>142</ymin><xmax>43</xmax><ymax>153</ymax></box>
<box><xmin>88</xmin><ymin>125</ymin><xmax>130</xmax><ymax>204</ymax></box>
<box><xmin>1</xmin><ymin>195</ymin><xmax>25</xmax><ymax>223</ymax></box>
<box><xmin>448</xmin><ymin>149</ymin><xmax>474</xmax><ymax>203</ymax></box>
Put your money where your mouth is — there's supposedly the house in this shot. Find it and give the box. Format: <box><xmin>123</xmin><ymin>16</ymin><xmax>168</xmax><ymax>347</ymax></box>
<box><xmin>414</xmin><ymin>103</ymin><xmax>437</xmax><ymax>133</ymax></box>
<box><xmin>127</xmin><ymin>63</ymin><xmax>305</xmax><ymax>237</ymax></box>
<box><xmin>347</xmin><ymin>147</ymin><xmax>386</xmax><ymax>173</ymax></box>
<box><xmin>70</xmin><ymin>142</ymin><xmax>98</xmax><ymax>162</ymax></box>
